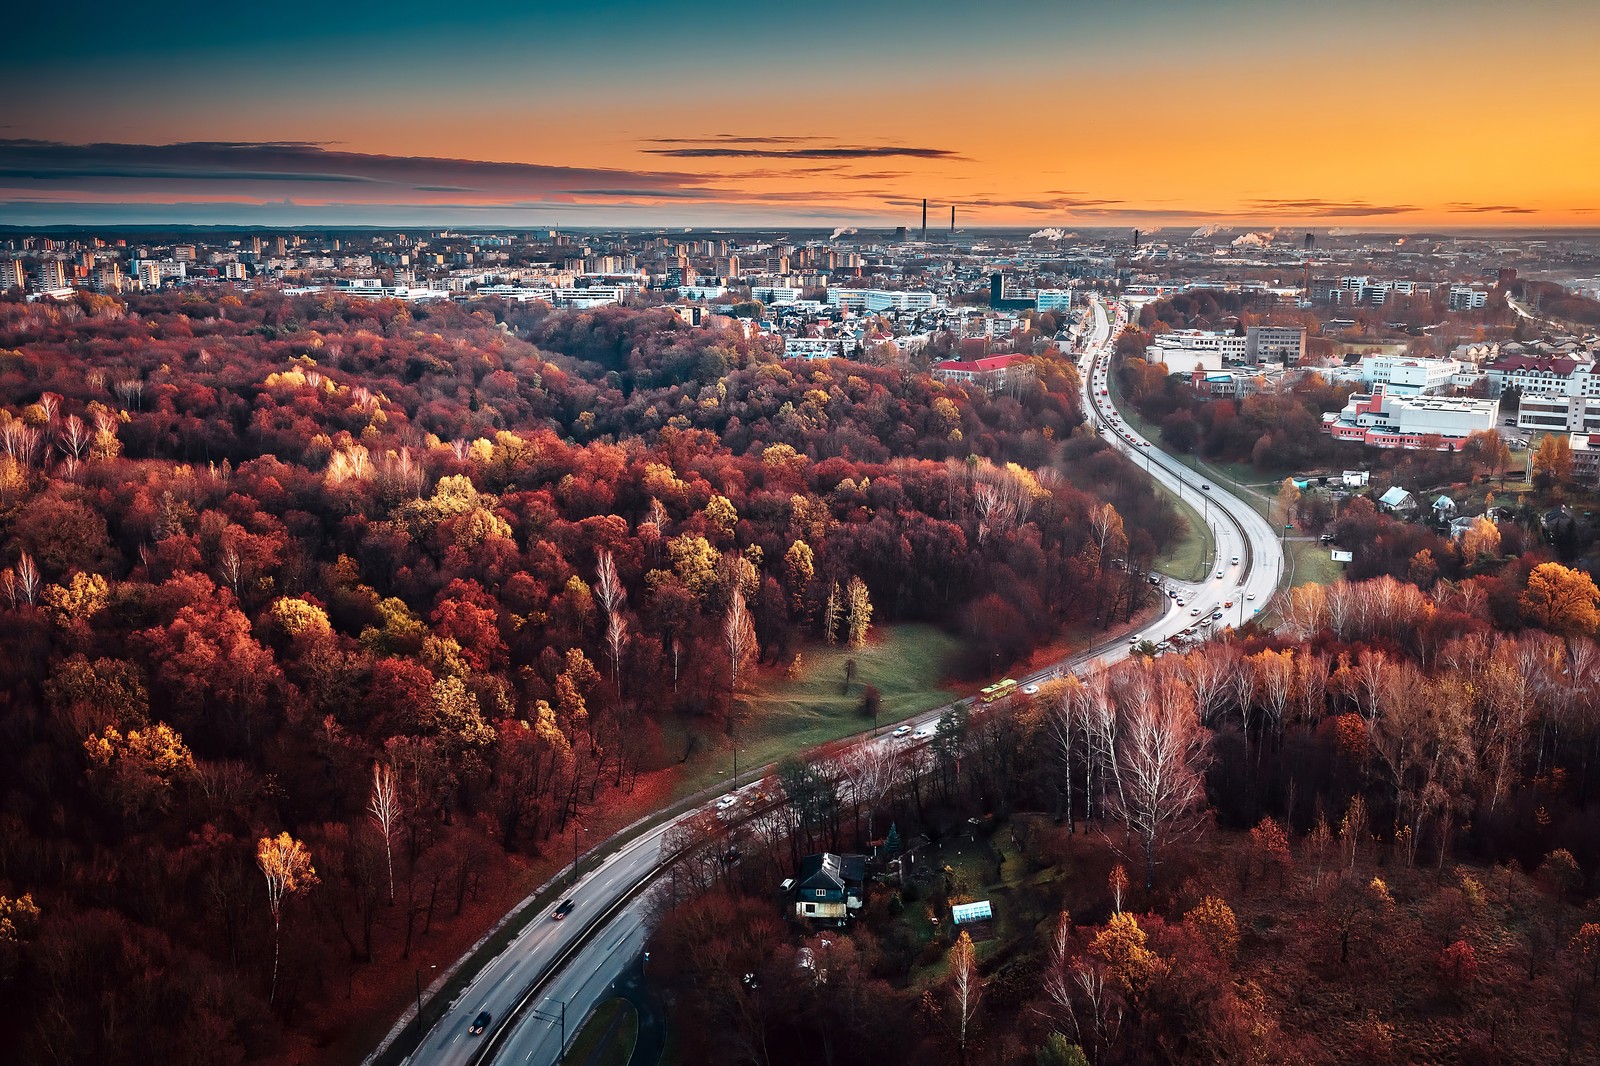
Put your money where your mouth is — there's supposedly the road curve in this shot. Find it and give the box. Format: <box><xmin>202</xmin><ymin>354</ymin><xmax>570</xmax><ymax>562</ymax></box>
<box><xmin>401</xmin><ymin>295</ymin><xmax>1286</xmax><ymax>1066</ymax></box>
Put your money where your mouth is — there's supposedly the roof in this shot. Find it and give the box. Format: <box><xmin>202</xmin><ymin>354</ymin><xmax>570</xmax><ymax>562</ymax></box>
<box><xmin>1434</xmin><ymin>495</ymin><xmax>1456</xmax><ymax>507</ymax></box>
<box><xmin>932</xmin><ymin>354</ymin><xmax>1028</xmax><ymax>374</ymax></box>
<box><xmin>797</xmin><ymin>852</ymin><xmax>866</xmax><ymax>891</ymax></box>
<box><xmin>1379</xmin><ymin>486</ymin><xmax>1413</xmax><ymax>506</ymax></box>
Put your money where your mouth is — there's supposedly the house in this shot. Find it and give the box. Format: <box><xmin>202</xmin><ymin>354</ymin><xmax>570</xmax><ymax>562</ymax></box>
<box><xmin>793</xmin><ymin>852</ymin><xmax>867</xmax><ymax>922</ymax></box>
<box><xmin>1432</xmin><ymin>495</ymin><xmax>1458</xmax><ymax>522</ymax></box>
<box><xmin>1378</xmin><ymin>486</ymin><xmax>1416</xmax><ymax>516</ymax></box>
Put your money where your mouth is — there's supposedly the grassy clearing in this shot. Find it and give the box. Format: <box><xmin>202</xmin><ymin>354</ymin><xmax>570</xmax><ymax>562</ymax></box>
<box><xmin>661</xmin><ymin>624</ymin><xmax>962</xmax><ymax>801</ymax></box>
<box><xmin>564</xmin><ymin>998</ymin><xmax>637</xmax><ymax>1066</ymax></box>
<box><xmin>1151</xmin><ymin>482</ymin><xmax>1214</xmax><ymax>582</ymax></box>
<box><xmin>1286</xmin><ymin>538</ymin><xmax>1347</xmax><ymax>589</ymax></box>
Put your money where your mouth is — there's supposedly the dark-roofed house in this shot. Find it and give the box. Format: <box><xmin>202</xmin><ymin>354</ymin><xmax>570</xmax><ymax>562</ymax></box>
<box><xmin>794</xmin><ymin>853</ymin><xmax>867</xmax><ymax>922</ymax></box>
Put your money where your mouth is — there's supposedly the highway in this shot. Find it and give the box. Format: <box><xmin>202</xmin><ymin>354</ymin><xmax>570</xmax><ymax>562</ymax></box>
<box><xmin>395</xmin><ymin>296</ymin><xmax>1286</xmax><ymax>1066</ymax></box>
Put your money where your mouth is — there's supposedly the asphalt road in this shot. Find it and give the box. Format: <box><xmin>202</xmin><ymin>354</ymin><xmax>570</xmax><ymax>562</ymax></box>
<box><xmin>404</xmin><ymin>296</ymin><xmax>1286</xmax><ymax>1066</ymax></box>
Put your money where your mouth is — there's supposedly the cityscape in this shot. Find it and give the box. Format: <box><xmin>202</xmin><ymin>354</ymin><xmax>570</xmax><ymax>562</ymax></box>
<box><xmin>4</xmin><ymin>3</ymin><xmax>1600</xmax><ymax>1066</ymax></box>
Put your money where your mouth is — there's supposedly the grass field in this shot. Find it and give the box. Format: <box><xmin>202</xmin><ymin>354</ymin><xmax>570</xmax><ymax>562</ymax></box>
<box><xmin>564</xmin><ymin>998</ymin><xmax>637</xmax><ymax>1066</ymax></box>
<box><xmin>1286</xmin><ymin>538</ymin><xmax>1346</xmax><ymax>588</ymax></box>
<box><xmin>661</xmin><ymin>624</ymin><xmax>963</xmax><ymax>801</ymax></box>
<box><xmin>1151</xmin><ymin>482</ymin><xmax>1215</xmax><ymax>582</ymax></box>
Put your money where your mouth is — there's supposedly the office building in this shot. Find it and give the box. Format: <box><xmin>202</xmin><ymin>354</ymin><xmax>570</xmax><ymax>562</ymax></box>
<box><xmin>1324</xmin><ymin>384</ymin><xmax>1497</xmax><ymax>448</ymax></box>
<box><xmin>1245</xmin><ymin>325</ymin><xmax>1307</xmax><ymax>365</ymax></box>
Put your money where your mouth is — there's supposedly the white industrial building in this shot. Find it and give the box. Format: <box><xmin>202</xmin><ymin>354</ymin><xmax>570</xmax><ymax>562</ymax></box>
<box><xmin>1324</xmin><ymin>384</ymin><xmax>1498</xmax><ymax>449</ymax></box>
<box><xmin>1356</xmin><ymin>355</ymin><xmax>1464</xmax><ymax>396</ymax></box>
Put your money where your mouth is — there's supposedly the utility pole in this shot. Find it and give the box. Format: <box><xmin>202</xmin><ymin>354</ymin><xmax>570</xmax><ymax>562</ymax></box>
<box><xmin>529</xmin><ymin>1000</ymin><xmax>567</xmax><ymax>1064</ymax></box>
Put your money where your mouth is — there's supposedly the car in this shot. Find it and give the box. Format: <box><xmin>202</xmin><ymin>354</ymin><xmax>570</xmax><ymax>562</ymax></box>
<box><xmin>1156</xmin><ymin>641</ymin><xmax>1171</xmax><ymax>650</ymax></box>
<box><xmin>1022</xmin><ymin>683</ymin><xmax>1041</xmax><ymax>696</ymax></box>
<box><xmin>891</xmin><ymin>724</ymin><xmax>912</xmax><ymax>738</ymax></box>
<box><xmin>913</xmin><ymin>725</ymin><xmax>935</xmax><ymax>740</ymax></box>
<box><xmin>1175</xmin><ymin>598</ymin><xmax>1185</xmax><ymax>606</ymax></box>
<box><xmin>1231</xmin><ymin>556</ymin><xmax>1239</xmax><ymax>564</ymax></box>
<box><xmin>1190</xmin><ymin>607</ymin><xmax>1200</xmax><ymax>615</ymax></box>
<box><xmin>1211</xmin><ymin>611</ymin><xmax>1224</xmax><ymax>620</ymax></box>
<box><xmin>470</xmin><ymin>1011</ymin><xmax>492</xmax><ymax>1036</ymax></box>
<box><xmin>1319</xmin><ymin>533</ymin><xmax>1334</xmax><ymax>543</ymax></box>
<box><xmin>553</xmin><ymin>898</ymin><xmax>575</xmax><ymax>920</ymax></box>
<box><xmin>1199</xmin><ymin>618</ymin><xmax>1212</xmax><ymax>627</ymax></box>
<box><xmin>1201</xmin><ymin>483</ymin><xmax>1211</xmax><ymax>491</ymax></box>
<box><xmin>1215</xmin><ymin>571</ymin><xmax>1224</xmax><ymax>579</ymax></box>
<box><xmin>1128</xmin><ymin>633</ymin><xmax>1142</xmax><ymax>644</ymax></box>
<box><xmin>1224</xmin><ymin>600</ymin><xmax>1233</xmax><ymax>608</ymax></box>
<box><xmin>1247</xmin><ymin>592</ymin><xmax>1256</xmax><ymax>601</ymax></box>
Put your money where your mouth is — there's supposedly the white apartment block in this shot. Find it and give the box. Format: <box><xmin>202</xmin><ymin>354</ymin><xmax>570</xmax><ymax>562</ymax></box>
<box><xmin>1034</xmin><ymin>289</ymin><xmax>1073</xmax><ymax>312</ymax></box>
<box><xmin>0</xmin><ymin>259</ymin><xmax>26</xmax><ymax>291</ymax></box>
<box><xmin>1245</xmin><ymin>325</ymin><xmax>1307</xmax><ymax>365</ymax></box>
<box><xmin>1357</xmin><ymin>355</ymin><xmax>1463</xmax><ymax>396</ymax></box>
<box><xmin>752</xmin><ymin>286</ymin><xmax>803</xmax><ymax>304</ymax></box>
<box><xmin>1516</xmin><ymin>395</ymin><xmax>1600</xmax><ymax>435</ymax></box>
<box><xmin>1484</xmin><ymin>356</ymin><xmax>1596</xmax><ymax>398</ymax></box>
<box><xmin>1449</xmin><ymin>285</ymin><xmax>1489</xmax><ymax>311</ymax></box>
<box><xmin>827</xmin><ymin>288</ymin><xmax>939</xmax><ymax>312</ymax></box>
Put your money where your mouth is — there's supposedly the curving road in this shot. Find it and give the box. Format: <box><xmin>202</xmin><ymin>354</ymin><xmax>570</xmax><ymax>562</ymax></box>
<box><xmin>396</xmin><ymin>295</ymin><xmax>1286</xmax><ymax>1066</ymax></box>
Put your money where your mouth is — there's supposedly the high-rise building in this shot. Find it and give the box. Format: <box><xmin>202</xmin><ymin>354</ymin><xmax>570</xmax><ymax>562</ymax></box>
<box><xmin>0</xmin><ymin>259</ymin><xmax>26</xmax><ymax>292</ymax></box>
<box><xmin>91</xmin><ymin>262</ymin><xmax>124</xmax><ymax>292</ymax></box>
<box><xmin>137</xmin><ymin>260</ymin><xmax>163</xmax><ymax>290</ymax></box>
<box><xmin>35</xmin><ymin>259</ymin><xmax>68</xmax><ymax>290</ymax></box>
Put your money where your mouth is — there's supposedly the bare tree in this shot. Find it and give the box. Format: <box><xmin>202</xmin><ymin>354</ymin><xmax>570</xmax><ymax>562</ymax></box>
<box><xmin>1107</xmin><ymin>665</ymin><xmax>1211</xmax><ymax>890</ymax></box>
<box><xmin>725</xmin><ymin>588</ymin><xmax>756</xmax><ymax>702</ymax></box>
<box><xmin>58</xmin><ymin>413</ymin><xmax>90</xmax><ymax>461</ymax></box>
<box><xmin>15</xmin><ymin>552</ymin><xmax>40</xmax><ymax>606</ymax></box>
<box><xmin>596</xmin><ymin>548</ymin><xmax>630</xmax><ymax>692</ymax></box>
<box><xmin>367</xmin><ymin>762</ymin><xmax>401</xmax><ymax>905</ymax></box>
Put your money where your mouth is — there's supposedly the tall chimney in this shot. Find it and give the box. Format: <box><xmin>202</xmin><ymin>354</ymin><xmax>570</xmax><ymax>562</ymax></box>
<box><xmin>921</xmin><ymin>199</ymin><xmax>927</xmax><ymax>240</ymax></box>
<box><xmin>950</xmin><ymin>205</ymin><xmax>955</xmax><ymax>233</ymax></box>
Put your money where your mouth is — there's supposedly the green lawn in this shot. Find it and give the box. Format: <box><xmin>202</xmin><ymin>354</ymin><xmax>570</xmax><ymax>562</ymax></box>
<box><xmin>664</xmin><ymin>624</ymin><xmax>962</xmax><ymax>800</ymax></box>
<box><xmin>1286</xmin><ymin>538</ymin><xmax>1346</xmax><ymax>589</ymax></box>
<box><xmin>1151</xmin><ymin>482</ymin><xmax>1214</xmax><ymax>583</ymax></box>
<box><xmin>564</xmin><ymin>998</ymin><xmax>637</xmax><ymax>1066</ymax></box>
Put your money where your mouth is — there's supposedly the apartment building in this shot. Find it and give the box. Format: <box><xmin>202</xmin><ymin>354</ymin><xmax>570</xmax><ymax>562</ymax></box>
<box><xmin>1245</xmin><ymin>325</ymin><xmax>1307</xmax><ymax>365</ymax></box>
<box><xmin>827</xmin><ymin>288</ymin><xmax>939</xmax><ymax>312</ymax></box>
<box><xmin>1516</xmin><ymin>395</ymin><xmax>1600</xmax><ymax>434</ymax></box>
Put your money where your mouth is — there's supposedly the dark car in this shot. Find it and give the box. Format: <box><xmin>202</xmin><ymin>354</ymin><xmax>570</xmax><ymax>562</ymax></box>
<box><xmin>553</xmin><ymin>898</ymin><xmax>576</xmax><ymax>920</ymax></box>
<box><xmin>470</xmin><ymin>1011</ymin><xmax>491</xmax><ymax>1036</ymax></box>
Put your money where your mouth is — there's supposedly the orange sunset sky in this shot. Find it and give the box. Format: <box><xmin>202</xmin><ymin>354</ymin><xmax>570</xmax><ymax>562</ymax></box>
<box><xmin>5</xmin><ymin>0</ymin><xmax>1598</xmax><ymax>228</ymax></box>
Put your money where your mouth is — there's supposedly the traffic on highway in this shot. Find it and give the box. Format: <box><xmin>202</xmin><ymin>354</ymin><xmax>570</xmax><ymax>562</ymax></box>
<box><xmin>392</xmin><ymin>296</ymin><xmax>1287</xmax><ymax>1066</ymax></box>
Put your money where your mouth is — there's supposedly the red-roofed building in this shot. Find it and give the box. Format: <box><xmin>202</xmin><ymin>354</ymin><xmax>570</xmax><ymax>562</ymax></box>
<box><xmin>931</xmin><ymin>353</ymin><xmax>1033</xmax><ymax>394</ymax></box>
<box><xmin>1485</xmin><ymin>355</ymin><xmax>1595</xmax><ymax>398</ymax></box>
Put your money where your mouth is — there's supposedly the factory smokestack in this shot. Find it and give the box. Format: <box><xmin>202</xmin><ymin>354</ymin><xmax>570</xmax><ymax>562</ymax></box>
<box><xmin>950</xmin><ymin>205</ymin><xmax>955</xmax><ymax>234</ymax></box>
<box><xmin>921</xmin><ymin>199</ymin><xmax>927</xmax><ymax>240</ymax></box>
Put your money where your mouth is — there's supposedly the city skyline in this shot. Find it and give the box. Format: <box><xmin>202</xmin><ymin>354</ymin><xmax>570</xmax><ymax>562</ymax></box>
<box><xmin>8</xmin><ymin>0</ymin><xmax>1600</xmax><ymax>227</ymax></box>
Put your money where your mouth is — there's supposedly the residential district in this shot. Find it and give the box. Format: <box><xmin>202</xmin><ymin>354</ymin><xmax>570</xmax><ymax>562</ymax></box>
<box><xmin>5</xmin><ymin>223</ymin><xmax>1600</xmax><ymax>476</ymax></box>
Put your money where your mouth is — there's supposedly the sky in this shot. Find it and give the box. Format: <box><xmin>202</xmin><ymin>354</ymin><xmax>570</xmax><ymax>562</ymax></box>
<box><xmin>5</xmin><ymin>0</ymin><xmax>1598</xmax><ymax>229</ymax></box>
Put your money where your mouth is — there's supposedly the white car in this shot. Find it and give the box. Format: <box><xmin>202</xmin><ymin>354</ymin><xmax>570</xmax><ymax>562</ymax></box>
<box><xmin>716</xmin><ymin>795</ymin><xmax>739</xmax><ymax>811</ymax></box>
<box><xmin>1128</xmin><ymin>633</ymin><xmax>1142</xmax><ymax>644</ymax></box>
<box><xmin>1215</xmin><ymin>571</ymin><xmax>1224</xmax><ymax>579</ymax></box>
<box><xmin>1246</xmin><ymin>592</ymin><xmax>1256</xmax><ymax>601</ymax></box>
<box><xmin>891</xmin><ymin>725</ymin><xmax>912</xmax><ymax>738</ymax></box>
<box><xmin>1231</xmin><ymin>556</ymin><xmax>1239</xmax><ymax>564</ymax></box>
<box><xmin>1190</xmin><ymin>607</ymin><xmax>1200</xmax><ymax>615</ymax></box>
<box><xmin>913</xmin><ymin>725</ymin><xmax>935</xmax><ymax>740</ymax></box>
<box><xmin>1022</xmin><ymin>683</ymin><xmax>1041</xmax><ymax>696</ymax></box>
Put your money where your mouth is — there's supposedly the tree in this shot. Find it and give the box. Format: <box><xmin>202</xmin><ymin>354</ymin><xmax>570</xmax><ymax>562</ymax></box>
<box><xmin>844</xmin><ymin>576</ymin><xmax>873</xmax><ymax>648</ymax></box>
<box><xmin>945</xmin><ymin>929</ymin><xmax>982</xmax><ymax>1065</ymax></box>
<box><xmin>823</xmin><ymin>581</ymin><xmax>843</xmax><ymax>645</ymax></box>
<box><xmin>257</xmin><ymin>832</ymin><xmax>318</xmax><ymax>1005</ymax></box>
<box><xmin>1276</xmin><ymin>477</ymin><xmax>1301</xmax><ymax>532</ymax></box>
<box><xmin>1532</xmin><ymin>433</ymin><xmax>1573</xmax><ymax>483</ymax></box>
<box><xmin>725</xmin><ymin>588</ymin><xmax>756</xmax><ymax>701</ymax></box>
<box><xmin>1184</xmin><ymin>896</ymin><xmax>1239</xmax><ymax>962</ymax></box>
<box><xmin>368</xmin><ymin>762</ymin><xmax>401</xmax><ymax>905</ymax></box>
<box><xmin>1107</xmin><ymin>667</ymin><xmax>1210</xmax><ymax>890</ymax></box>
<box><xmin>1460</xmin><ymin>516</ymin><xmax>1501</xmax><ymax>560</ymax></box>
<box><xmin>1521</xmin><ymin>562</ymin><xmax>1600</xmax><ymax>637</ymax></box>
<box><xmin>1089</xmin><ymin>912</ymin><xmax>1163</xmax><ymax>996</ymax></box>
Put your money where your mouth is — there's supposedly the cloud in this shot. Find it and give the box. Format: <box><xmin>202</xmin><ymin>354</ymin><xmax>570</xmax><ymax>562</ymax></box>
<box><xmin>1243</xmin><ymin>198</ymin><xmax>1418</xmax><ymax>217</ymax></box>
<box><xmin>1446</xmin><ymin>202</ymin><xmax>1537</xmax><ymax>214</ymax></box>
<box><xmin>644</xmin><ymin>143</ymin><xmax>964</xmax><ymax>160</ymax></box>
<box><xmin>0</xmin><ymin>138</ymin><xmax>708</xmax><ymax>203</ymax></box>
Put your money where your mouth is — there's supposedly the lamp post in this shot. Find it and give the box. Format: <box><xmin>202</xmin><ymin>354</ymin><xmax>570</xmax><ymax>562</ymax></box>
<box><xmin>413</xmin><ymin>964</ymin><xmax>436</xmax><ymax>1037</ymax></box>
<box><xmin>569</xmin><ymin>823</ymin><xmax>588</xmax><ymax>886</ymax></box>
<box><xmin>528</xmin><ymin>999</ymin><xmax>567</xmax><ymax>1065</ymax></box>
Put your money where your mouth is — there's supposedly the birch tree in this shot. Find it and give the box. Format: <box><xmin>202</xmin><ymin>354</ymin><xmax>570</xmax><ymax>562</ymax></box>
<box><xmin>257</xmin><ymin>831</ymin><xmax>318</xmax><ymax>1004</ymax></box>
<box><xmin>367</xmin><ymin>762</ymin><xmax>401</xmax><ymax>905</ymax></box>
<box><xmin>1107</xmin><ymin>668</ymin><xmax>1210</xmax><ymax>890</ymax></box>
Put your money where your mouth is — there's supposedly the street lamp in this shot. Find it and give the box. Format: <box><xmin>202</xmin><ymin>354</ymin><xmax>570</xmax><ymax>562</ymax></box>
<box><xmin>528</xmin><ymin>999</ymin><xmax>567</xmax><ymax>1065</ymax></box>
<box><xmin>570</xmin><ymin>824</ymin><xmax>588</xmax><ymax>886</ymax></box>
<box><xmin>413</xmin><ymin>964</ymin><xmax>436</xmax><ymax>1037</ymax></box>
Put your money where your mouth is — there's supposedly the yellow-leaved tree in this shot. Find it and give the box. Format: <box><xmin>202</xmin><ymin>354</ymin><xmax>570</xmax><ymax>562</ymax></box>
<box><xmin>257</xmin><ymin>832</ymin><xmax>317</xmax><ymax>1004</ymax></box>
